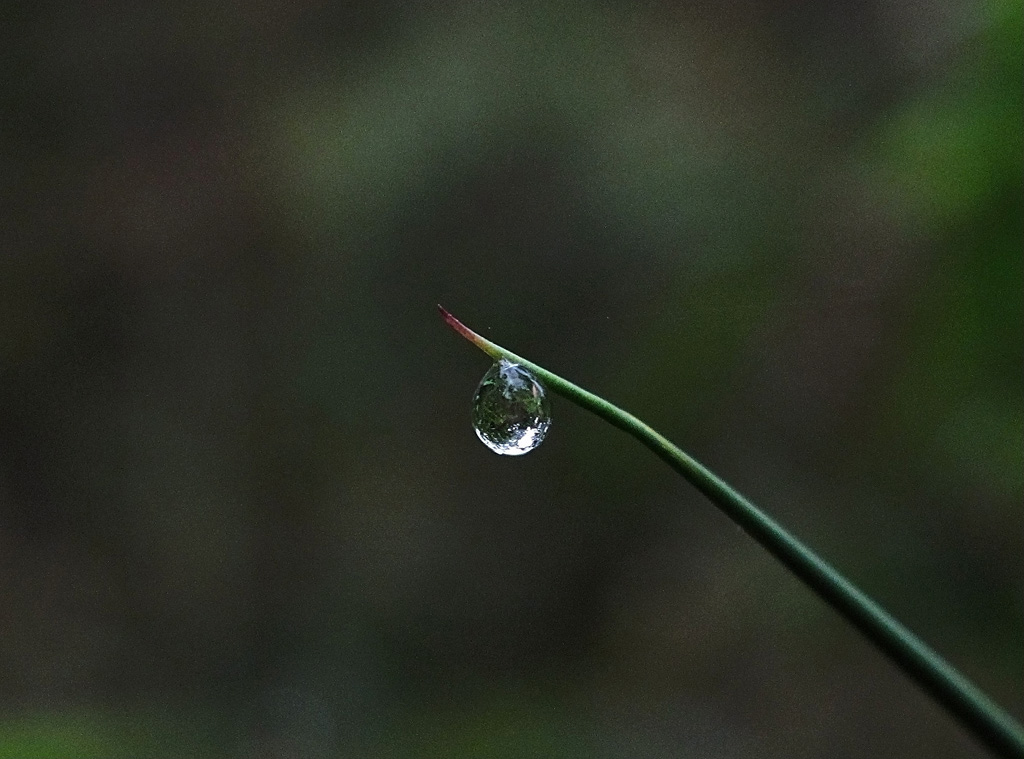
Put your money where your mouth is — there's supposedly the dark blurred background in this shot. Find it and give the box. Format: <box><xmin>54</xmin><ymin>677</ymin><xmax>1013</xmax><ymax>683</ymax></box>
<box><xmin>1</xmin><ymin>1</ymin><xmax>1020</xmax><ymax>757</ymax></box>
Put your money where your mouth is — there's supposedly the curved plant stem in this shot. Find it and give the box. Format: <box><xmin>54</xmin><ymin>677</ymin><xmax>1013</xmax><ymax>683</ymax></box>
<box><xmin>439</xmin><ymin>305</ymin><xmax>1024</xmax><ymax>759</ymax></box>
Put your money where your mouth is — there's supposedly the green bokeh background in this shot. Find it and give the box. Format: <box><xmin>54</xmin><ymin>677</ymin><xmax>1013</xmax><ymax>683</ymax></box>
<box><xmin>1</xmin><ymin>1</ymin><xmax>1020</xmax><ymax>757</ymax></box>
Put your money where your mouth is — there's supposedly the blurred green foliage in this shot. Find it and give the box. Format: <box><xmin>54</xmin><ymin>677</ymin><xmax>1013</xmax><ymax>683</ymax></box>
<box><xmin>0</xmin><ymin>0</ymin><xmax>1020</xmax><ymax>757</ymax></box>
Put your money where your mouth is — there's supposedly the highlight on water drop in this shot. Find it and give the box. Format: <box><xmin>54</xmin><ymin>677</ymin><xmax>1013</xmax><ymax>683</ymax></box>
<box><xmin>471</xmin><ymin>359</ymin><xmax>551</xmax><ymax>456</ymax></box>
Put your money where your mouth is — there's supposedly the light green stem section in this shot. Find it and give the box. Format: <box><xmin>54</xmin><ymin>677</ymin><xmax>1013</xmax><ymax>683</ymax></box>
<box><xmin>440</xmin><ymin>307</ymin><xmax>1024</xmax><ymax>759</ymax></box>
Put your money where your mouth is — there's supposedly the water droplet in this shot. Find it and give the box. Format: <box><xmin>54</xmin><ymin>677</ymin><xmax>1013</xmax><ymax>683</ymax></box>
<box><xmin>471</xmin><ymin>359</ymin><xmax>551</xmax><ymax>456</ymax></box>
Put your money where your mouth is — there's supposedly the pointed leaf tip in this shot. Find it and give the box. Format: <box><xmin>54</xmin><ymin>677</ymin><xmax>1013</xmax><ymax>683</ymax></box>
<box><xmin>437</xmin><ymin>305</ymin><xmax>499</xmax><ymax>357</ymax></box>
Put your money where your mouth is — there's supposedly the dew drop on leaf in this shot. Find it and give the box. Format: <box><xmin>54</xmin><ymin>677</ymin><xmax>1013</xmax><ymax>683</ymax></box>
<box><xmin>471</xmin><ymin>360</ymin><xmax>551</xmax><ymax>456</ymax></box>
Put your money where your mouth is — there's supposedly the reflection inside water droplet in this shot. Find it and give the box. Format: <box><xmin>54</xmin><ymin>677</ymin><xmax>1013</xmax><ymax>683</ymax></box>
<box><xmin>471</xmin><ymin>360</ymin><xmax>551</xmax><ymax>456</ymax></box>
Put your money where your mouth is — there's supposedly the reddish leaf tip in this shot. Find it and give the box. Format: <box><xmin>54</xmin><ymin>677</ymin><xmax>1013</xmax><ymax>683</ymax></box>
<box><xmin>437</xmin><ymin>304</ymin><xmax>484</xmax><ymax>348</ymax></box>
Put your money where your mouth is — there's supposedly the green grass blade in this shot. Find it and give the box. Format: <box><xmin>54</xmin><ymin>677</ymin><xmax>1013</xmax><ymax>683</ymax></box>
<box><xmin>439</xmin><ymin>306</ymin><xmax>1024</xmax><ymax>758</ymax></box>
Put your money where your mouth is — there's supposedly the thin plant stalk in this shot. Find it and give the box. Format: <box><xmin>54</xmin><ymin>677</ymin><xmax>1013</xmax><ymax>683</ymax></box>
<box><xmin>439</xmin><ymin>305</ymin><xmax>1024</xmax><ymax>759</ymax></box>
